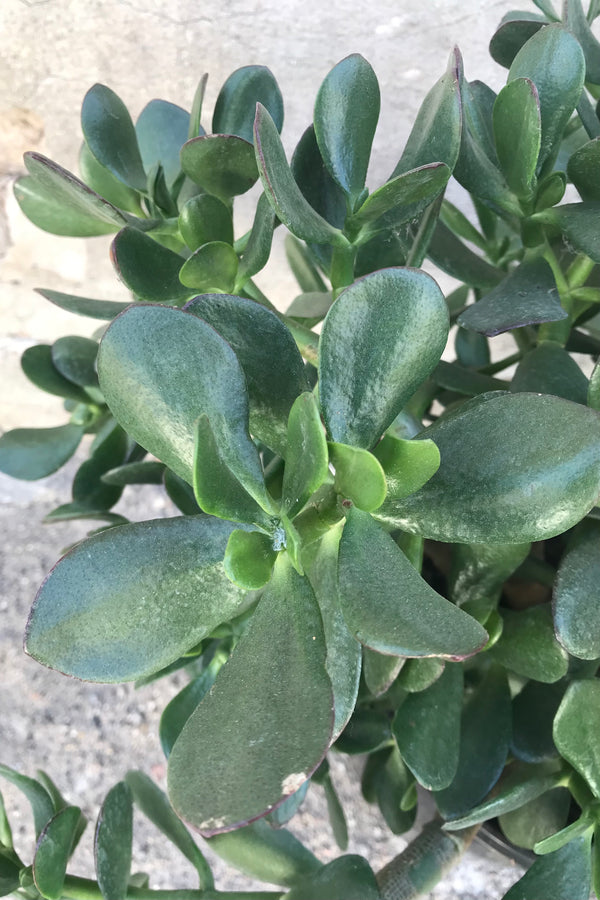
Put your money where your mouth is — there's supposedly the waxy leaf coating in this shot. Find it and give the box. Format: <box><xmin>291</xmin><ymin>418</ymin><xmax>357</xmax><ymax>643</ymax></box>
<box><xmin>111</xmin><ymin>226</ymin><xmax>190</xmax><ymax>305</ymax></box>
<box><xmin>25</xmin><ymin>516</ymin><xmax>245</xmax><ymax>682</ymax></box>
<box><xmin>94</xmin><ymin>782</ymin><xmax>133</xmax><ymax>900</ymax></box>
<box><xmin>554</xmin><ymin>522</ymin><xmax>600</xmax><ymax>659</ymax></box>
<box><xmin>135</xmin><ymin>99</ymin><xmax>189</xmax><ymax>189</ymax></box>
<box><xmin>554</xmin><ymin>680</ymin><xmax>600</xmax><ymax>798</ymax></box>
<box><xmin>181</xmin><ymin>134</ymin><xmax>258</xmax><ymax>198</ymax></box>
<box><xmin>213</xmin><ymin>65</ymin><xmax>284</xmax><ymax>144</ymax></box>
<box><xmin>33</xmin><ymin>807</ymin><xmax>81</xmax><ymax>900</ymax></box>
<box><xmin>82</xmin><ymin>85</ymin><xmax>146</xmax><ymax>192</ymax></box>
<box><xmin>0</xmin><ymin>424</ymin><xmax>84</xmax><ymax>481</ymax></box>
<box><xmin>502</xmin><ymin>833</ymin><xmax>592</xmax><ymax>900</ymax></box>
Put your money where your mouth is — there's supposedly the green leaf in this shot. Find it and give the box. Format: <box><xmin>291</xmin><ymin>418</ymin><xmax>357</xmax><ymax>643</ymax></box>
<box><xmin>393</xmin><ymin>663</ymin><xmax>463</xmax><ymax>790</ymax></box>
<box><xmin>568</xmin><ymin>138</ymin><xmax>600</xmax><ymax>201</ymax></box>
<box><xmin>102</xmin><ymin>460</ymin><xmax>165</xmax><ymax>486</ymax></box>
<box><xmin>163</xmin><ymin>468</ymin><xmax>202</xmax><ymax>515</ymax></box>
<box><xmin>290</xmin><ymin>126</ymin><xmax>347</xmax><ymax>235</ymax></box>
<box><xmin>179</xmin><ymin>194</ymin><xmax>233</xmax><ymax>251</ymax></box>
<box><xmin>189</xmin><ymin>73</ymin><xmax>208</xmax><ymax>139</ymax></box>
<box><xmin>94</xmin><ymin>782</ymin><xmax>133</xmax><ymax>900</ymax></box>
<box><xmin>499</xmin><ymin>787</ymin><xmax>570</xmax><ymax>850</ymax></box>
<box><xmin>321</xmin><ymin>773</ymin><xmax>348</xmax><ymax>850</ymax></box>
<box><xmin>168</xmin><ymin>554</ymin><xmax>333</xmax><ymax>835</ymax></box>
<box><xmin>124</xmin><ymin>771</ymin><xmax>212</xmax><ymax>889</ymax></box>
<box><xmin>373</xmin><ymin>434</ymin><xmax>440</xmax><ymax>501</ymax></box>
<box><xmin>35</xmin><ymin>288</ymin><xmax>130</xmax><ymax>321</ymax></box>
<box><xmin>431</xmin><ymin>360</ymin><xmax>506</xmax><ymax>397</ymax></box>
<box><xmin>338</xmin><ymin>508</ymin><xmax>487</xmax><ymax>659</ymax></box>
<box><xmin>254</xmin><ymin>105</ymin><xmax>346</xmax><ymax>246</ymax></box>
<box><xmin>363</xmin><ymin>648</ymin><xmax>404</xmax><ymax>698</ymax></box>
<box><xmin>303</xmin><ymin>526</ymin><xmax>362</xmax><ymax>742</ymax></box>
<box><xmin>540</xmin><ymin>203</ymin><xmax>600</xmax><ymax>262</ymax></box>
<box><xmin>0</xmin><ymin>766</ymin><xmax>54</xmax><ymax>837</ymax></box>
<box><xmin>179</xmin><ymin>241</ymin><xmax>238</xmax><ymax>292</ymax></box>
<box><xmin>448</xmin><ymin>542</ymin><xmax>530</xmax><ymax>623</ymax></box>
<box><xmin>236</xmin><ymin>191</ymin><xmax>277</xmax><ymax>285</ymax></box>
<box><xmin>511</xmin><ymin>343</ymin><xmax>588</xmax><ymax>404</ymax></box>
<box><xmin>207</xmin><ymin>819</ymin><xmax>321</xmax><ymax>887</ymax></box>
<box><xmin>508</xmin><ymin>24</ymin><xmax>586</xmax><ymax>172</ymax></box>
<box><xmin>224</xmin><ymin>530</ymin><xmax>277</xmax><ymax>589</ymax></box>
<box><xmin>392</xmin><ymin>48</ymin><xmax>462</xmax><ymax>176</ymax></box>
<box><xmin>397</xmin><ymin>658</ymin><xmax>445</xmax><ymax>693</ymax></box>
<box><xmin>435</xmin><ymin>666</ymin><xmax>512</xmax><ymax>818</ymax></box>
<box><xmin>314</xmin><ymin>54</ymin><xmax>380</xmax><ymax>205</ymax></box>
<box><xmin>0</xmin><ymin>850</ymin><xmax>19</xmax><ymax>898</ymax></box>
<box><xmin>281</xmin><ymin>393</ymin><xmax>329</xmax><ymax>518</ymax></box>
<box><xmin>25</xmin><ymin>515</ymin><xmax>246</xmax><ymax>682</ymax></box>
<box><xmin>98</xmin><ymin>304</ymin><xmax>269</xmax><ymax>504</ymax></box>
<box><xmin>0</xmin><ymin>424</ymin><xmax>83</xmax><ymax>481</ymax></box>
<box><xmin>81</xmin><ymin>84</ymin><xmax>146</xmax><ymax>192</ymax></box>
<box><xmin>555</xmin><ymin>522</ymin><xmax>600</xmax><ymax>658</ymax></box>
<box><xmin>213</xmin><ymin>65</ymin><xmax>283</xmax><ymax>143</ymax></box>
<box><xmin>427</xmin><ymin>221</ymin><xmax>504</xmax><ymax>289</ymax></box>
<box><xmin>135</xmin><ymin>99</ymin><xmax>189</xmax><ymax>189</ymax></box>
<box><xmin>285</xmin><ymin>855</ymin><xmax>381</xmax><ymax>900</ymax></box>
<box><xmin>159</xmin><ymin>651</ymin><xmax>227</xmax><ymax>757</ymax></box>
<box><xmin>458</xmin><ymin>259</ymin><xmax>566</xmax><ymax>336</ymax></box>
<box><xmin>502</xmin><ymin>834</ymin><xmax>592</xmax><ymax>900</ymax></box>
<box><xmin>267</xmin><ymin>780</ymin><xmax>310</xmax><ymax>829</ymax></box>
<box><xmin>563</xmin><ymin>0</ymin><xmax>600</xmax><ymax>83</ymax></box>
<box><xmin>185</xmin><ymin>293</ymin><xmax>308</xmax><ymax>457</ymax></box>
<box><xmin>491</xmin><ymin>605</ymin><xmax>569</xmax><ymax>683</ymax></box>
<box><xmin>329</xmin><ymin>443</ymin><xmax>386</xmax><ymax>512</ymax></box>
<box><xmin>21</xmin><ymin>345</ymin><xmax>90</xmax><ymax>403</ymax></box>
<box><xmin>361</xmin><ymin>747</ymin><xmax>416</xmax><ymax>835</ymax></box>
<box><xmin>489</xmin><ymin>14</ymin><xmax>546</xmax><ymax>69</ymax></box>
<box><xmin>79</xmin><ymin>142</ymin><xmax>143</xmax><ymax>215</ymax></box>
<box><xmin>0</xmin><ymin>791</ymin><xmax>12</xmax><ymax>849</ymax></box>
<box><xmin>493</xmin><ymin>78</ymin><xmax>541</xmax><ymax>197</ymax></box>
<box><xmin>512</xmin><ymin>680</ymin><xmax>564</xmax><ymax>763</ymax></box>
<box><xmin>181</xmin><ymin>134</ymin><xmax>258</xmax><ymax>198</ymax></box>
<box><xmin>33</xmin><ymin>806</ymin><xmax>81</xmax><ymax>900</ymax></box>
<box><xmin>286</xmin><ymin>291</ymin><xmax>332</xmax><ymax>326</ymax></box>
<box><xmin>110</xmin><ymin>226</ymin><xmax>190</xmax><ymax>304</ymax></box>
<box><xmin>319</xmin><ymin>268</ymin><xmax>449</xmax><ymax>449</ymax></box>
<box><xmin>51</xmin><ymin>336</ymin><xmax>98</xmax><ymax>389</ymax></box>
<box><xmin>376</xmin><ymin>392</ymin><xmax>600</xmax><ymax>543</ymax></box>
<box><xmin>335</xmin><ymin>707</ymin><xmax>391</xmax><ymax>755</ymax></box>
<box><xmin>554</xmin><ymin>680</ymin><xmax>600</xmax><ymax>797</ymax></box>
<box><xmin>14</xmin><ymin>154</ymin><xmax>127</xmax><ymax>236</ymax></box>
<box><xmin>349</xmin><ymin>164</ymin><xmax>451</xmax><ymax>237</ymax></box>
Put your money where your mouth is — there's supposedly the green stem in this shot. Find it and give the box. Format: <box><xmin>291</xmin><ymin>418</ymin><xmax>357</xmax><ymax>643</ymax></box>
<box><xmin>567</xmin><ymin>254</ymin><xmax>596</xmax><ymax>291</ymax></box>
<box><xmin>376</xmin><ymin>819</ymin><xmax>480</xmax><ymax>900</ymax></box>
<box><xmin>479</xmin><ymin>351</ymin><xmax>523</xmax><ymax>375</ymax></box>
<box><xmin>61</xmin><ymin>876</ymin><xmax>283</xmax><ymax>900</ymax></box>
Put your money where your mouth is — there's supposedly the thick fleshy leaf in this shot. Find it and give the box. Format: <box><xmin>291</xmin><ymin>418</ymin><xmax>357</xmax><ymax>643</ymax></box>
<box><xmin>492</xmin><ymin>605</ymin><xmax>568</xmax><ymax>683</ymax></box>
<box><xmin>213</xmin><ymin>65</ymin><xmax>283</xmax><ymax>143</ymax></box>
<box><xmin>124</xmin><ymin>772</ymin><xmax>212</xmax><ymax>888</ymax></box>
<box><xmin>303</xmin><ymin>526</ymin><xmax>362</xmax><ymax>741</ymax></box>
<box><xmin>236</xmin><ymin>191</ymin><xmax>277</xmax><ymax>284</ymax></box>
<box><xmin>98</xmin><ymin>304</ymin><xmax>269</xmax><ymax>504</ymax></box>
<box><xmin>502</xmin><ymin>834</ymin><xmax>592</xmax><ymax>900</ymax></box>
<box><xmin>512</xmin><ymin>680</ymin><xmax>564</xmax><ymax>763</ymax></box>
<box><xmin>361</xmin><ymin>746</ymin><xmax>416</xmax><ymax>835</ymax></box>
<box><xmin>397</xmin><ymin>658</ymin><xmax>445</xmax><ymax>693</ymax></box>
<box><xmin>373</xmin><ymin>434</ymin><xmax>440</xmax><ymax>501</ymax></box>
<box><xmin>0</xmin><ymin>850</ymin><xmax>19</xmax><ymax>897</ymax></box>
<box><xmin>498</xmin><ymin>787</ymin><xmax>570</xmax><ymax>850</ymax></box>
<box><xmin>290</xmin><ymin>126</ymin><xmax>346</xmax><ymax>234</ymax></box>
<box><xmin>168</xmin><ymin>554</ymin><xmax>334</xmax><ymax>835</ymax></box>
<box><xmin>179</xmin><ymin>194</ymin><xmax>233</xmax><ymax>251</ymax></box>
<box><xmin>21</xmin><ymin>345</ymin><xmax>90</xmax><ymax>403</ymax></box>
<box><xmin>493</xmin><ymin>78</ymin><xmax>541</xmax><ymax>197</ymax></box>
<box><xmin>490</xmin><ymin>14</ymin><xmax>546</xmax><ymax>69</ymax></box>
<box><xmin>51</xmin><ymin>336</ymin><xmax>98</xmax><ymax>388</ymax></box>
<box><xmin>0</xmin><ymin>766</ymin><xmax>54</xmax><ymax>837</ymax></box>
<box><xmin>25</xmin><ymin>516</ymin><xmax>245</xmax><ymax>682</ymax></box>
<box><xmin>111</xmin><ymin>227</ymin><xmax>190</xmax><ymax>304</ymax></box>
<box><xmin>185</xmin><ymin>293</ymin><xmax>308</xmax><ymax>456</ymax></box>
<box><xmin>449</xmin><ymin>542</ymin><xmax>530</xmax><ymax>622</ymax></box>
<box><xmin>207</xmin><ymin>819</ymin><xmax>321</xmax><ymax>887</ymax></box>
<box><xmin>0</xmin><ymin>424</ymin><xmax>83</xmax><ymax>481</ymax></box>
<box><xmin>431</xmin><ymin>360</ymin><xmax>506</xmax><ymax>397</ymax></box>
<box><xmin>181</xmin><ymin>134</ymin><xmax>258</xmax><ymax>198</ymax></box>
<box><xmin>286</xmin><ymin>855</ymin><xmax>380</xmax><ymax>900</ymax></box>
<box><xmin>393</xmin><ymin>663</ymin><xmax>463</xmax><ymax>790</ymax></box>
<box><xmin>135</xmin><ymin>99</ymin><xmax>189</xmax><ymax>189</ymax></box>
<box><xmin>458</xmin><ymin>259</ymin><xmax>565</xmax><ymax>336</ymax></box>
<box><xmin>363</xmin><ymin>648</ymin><xmax>404</xmax><ymax>698</ymax></box>
<box><xmin>435</xmin><ymin>666</ymin><xmax>511</xmax><ymax>818</ymax></box>
<box><xmin>567</xmin><ymin>138</ymin><xmax>600</xmax><ymax>201</ymax></box>
<box><xmin>281</xmin><ymin>393</ymin><xmax>329</xmax><ymax>518</ymax></box>
<box><xmin>33</xmin><ymin>806</ymin><xmax>81</xmax><ymax>900</ymax></box>
<box><xmin>553</xmin><ymin>680</ymin><xmax>600</xmax><ymax>797</ymax></box>
<box><xmin>338</xmin><ymin>508</ymin><xmax>487</xmax><ymax>659</ymax></box>
<box><xmin>15</xmin><ymin>154</ymin><xmax>127</xmax><ymax>236</ymax></box>
<box><xmin>79</xmin><ymin>142</ymin><xmax>143</xmax><ymax>214</ymax></box>
<box><xmin>335</xmin><ymin>707</ymin><xmax>391</xmax><ymax>755</ymax></box>
<box><xmin>159</xmin><ymin>651</ymin><xmax>226</xmax><ymax>758</ymax></box>
<box><xmin>189</xmin><ymin>73</ymin><xmax>208</xmax><ymax>139</ymax></box>
<box><xmin>82</xmin><ymin>85</ymin><xmax>146</xmax><ymax>192</ymax></box>
<box><xmin>376</xmin><ymin>392</ymin><xmax>600</xmax><ymax>543</ymax></box>
<box><xmin>508</xmin><ymin>24</ymin><xmax>585</xmax><ymax>172</ymax></box>
<box><xmin>554</xmin><ymin>522</ymin><xmax>600</xmax><ymax>659</ymax></box>
<box><xmin>392</xmin><ymin>48</ymin><xmax>462</xmax><ymax>176</ymax></box>
<box><xmin>328</xmin><ymin>443</ymin><xmax>386</xmax><ymax>512</ymax></box>
<box><xmin>511</xmin><ymin>343</ymin><xmax>588</xmax><ymax>403</ymax></box>
<box><xmin>254</xmin><ymin>105</ymin><xmax>346</xmax><ymax>246</ymax></box>
<box><xmin>94</xmin><ymin>782</ymin><xmax>133</xmax><ymax>900</ymax></box>
<box><xmin>428</xmin><ymin>221</ymin><xmax>504</xmax><ymax>289</ymax></box>
<box><xmin>35</xmin><ymin>288</ymin><xmax>130</xmax><ymax>321</ymax></box>
<box><xmin>564</xmin><ymin>0</ymin><xmax>600</xmax><ymax>83</ymax></box>
<box><xmin>314</xmin><ymin>54</ymin><xmax>380</xmax><ymax>205</ymax></box>
<box><xmin>286</xmin><ymin>291</ymin><xmax>332</xmax><ymax>325</ymax></box>
<box><xmin>224</xmin><ymin>530</ymin><xmax>276</xmax><ymax>589</ymax></box>
<box><xmin>69</xmin><ymin>420</ymin><xmax>127</xmax><ymax>513</ymax></box>
<box><xmin>540</xmin><ymin>202</ymin><xmax>600</xmax><ymax>263</ymax></box>
<box><xmin>319</xmin><ymin>268</ymin><xmax>449</xmax><ymax>449</ymax></box>
<box><xmin>179</xmin><ymin>242</ymin><xmax>238</xmax><ymax>292</ymax></box>
<box><xmin>102</xmin><ymin>460</ymin><xmax>165</xmax><ymax>486</ymax></box>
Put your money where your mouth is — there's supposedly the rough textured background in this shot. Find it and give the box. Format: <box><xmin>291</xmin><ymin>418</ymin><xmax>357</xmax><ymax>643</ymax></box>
<box><xmin>1</xmin><ymin>0</ymin><xmax>531</xmax><ymax>895</ymax></box>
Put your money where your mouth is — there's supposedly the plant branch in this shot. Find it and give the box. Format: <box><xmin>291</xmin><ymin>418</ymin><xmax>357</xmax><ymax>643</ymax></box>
<box><xmin>61</xmin><ymin>875</ymin><xmax>283</xmax><ymax>900</ymax></box>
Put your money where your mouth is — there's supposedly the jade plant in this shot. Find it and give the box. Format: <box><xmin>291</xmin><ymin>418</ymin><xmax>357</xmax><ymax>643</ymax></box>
<box><xmin>5</xmin><ymin>0</ymin><xmax>600</xmax><ymax>896</ymax></box>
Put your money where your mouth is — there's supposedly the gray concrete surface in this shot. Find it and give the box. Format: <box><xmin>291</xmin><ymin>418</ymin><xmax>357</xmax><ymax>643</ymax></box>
<box><xmin>1</xmin><ymin>0</ymin><xmax>533</xmax><ymax>895</ymax></box>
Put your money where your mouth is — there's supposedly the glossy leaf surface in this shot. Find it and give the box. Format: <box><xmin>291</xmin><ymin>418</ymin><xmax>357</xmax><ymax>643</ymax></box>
<box><xmin>554</xmin><ymin>680</ymin><xmax>600</xmax><ymax>797</ymax></box>
<box><xmin>52</xmin><ymin>336</ymin><xmax>98</xmax><ymax>388</ymax></box>
<box><xmin>290</xmin><ymin>126</ymin><xmax>346</xmax><ymax>235</ymax></box>
<box><xmin>502</xmin><ymin>834</ymin><xmax>592</xmax><ymax>900</ymax></box>
<box><xmin>338</xmin><ymin>508</ymin><xmax>487</xmax><ymax>659</ymax></box>
<box><xmin>111</xmin><ymin>227</ymin><xmax>190</xmax><ymax>304</ymax></box>
<box><xmin>135</xmin><ymin>99</ymin><xmax>189</xmax><ymax>188</ymax></box>
<box><xmin>314</xmin><ymin>54</ymin><xmax>380</xmax><ymax>204</ymax></box>
<box><xmin>329</xmin><ymin>443</ymin><xmax>387</xmax><ymax>512</ymax></box>
<box><xmin>0</xmin><ymin>765</ymin><xmax>54</xmax><ymax>837</ymax></box>
<box><xmin>213</xmin><ymin>65</ymin><xmax>283</xmax><ymax>143</ymax></box>
<box><xmin>493</xmin><ymin>77</ymin><xmax>541</xmax><ymax>197</ymax></box>
<box><xmin>33</xmin><ymin>806</ymin><xmax>81</xmax><ymax>900</ymax></box>
<box><xmin>281</xmin><ymin>392</ymin><xmax>329</xmax><ymax>518</ymax></box>
<box><xmin>179</xmin><ymin>241</ymin><xmax>238</xmax><ymax>292</ymax></box>
<box><xmin>350</xmin><ymin>164</ymin><xmax>450</xmax><ymax>236</ymax></box>
<box><xmin>554</xmin><ymin>522</ymin><xmax>600</xmax><ymax>658</ymax></box>
<box><xmin>285</xmin><ymin>855</ymin><xmax>381</xmax><ymax>900</ymax></box>
<box><xmin>168</xmin><ymin>555</ymin><xmax>333</xmax><ymax>835</ymax></box>
<box><xmin>181</xmin><ymin>134</ymin><xmax>258</xmax><ymax>197</ymax></box>
<box><xmin>179</xmin><ymin>194</ymin><xmax>233</xmax><ymax>251</ymax></box>
<box><xmin>568</xmin><ymin>138</ymin><xmax>600</xmax><ymax>201</ymax></box>
<box><xmin>374</xmin><ymin>434</ymin><xmax>440</xmax><ymax>501</ymax></box>
<box><xmin>377</xmin><ymin>392</ymin><xmax>600</xmax><ymax>543</ymax></box>
<box><xmin>319</xmin><ymin>268</ymin><xmax>449</xmax><ymax>449</ymax></box>
<box><xmin>25</xmin><ymin>516</ymin><xmax>244</xmax><ymax>681</ymax></box>
<box><xmin>79</xmin><ymin>141</ymin><xmax>143</xmax><ymax>214</ymax></box>
<box><xmin>0</xmin><ymin>425</ymin><xmax>83</xmax><ymax>481</ymax></box>
<box><xmin>21</xmin><ymin>345</ymin><xmax>90</xmax><ymax>403</ymax></box>
<box><xmin>94</xmin><ymin>782</ymin><xmax>133</xmax><ymax>900</ymax></box>
<box><xmin>492</xmin><ymin>605</ymin><xmax>568</xmax><ymax>683</ymax></box>
<box><xmin>82</xmin><ymin>85</ymin><xmax>146</xmax><ymax>191</ymax></box>
<box><xmin>224</xmin><ymin>530</ymin><xmax>276</xmax><ymax>589</ymax></box>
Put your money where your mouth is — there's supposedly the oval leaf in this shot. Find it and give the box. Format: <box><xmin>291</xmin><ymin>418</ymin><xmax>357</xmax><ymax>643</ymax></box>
<box><xmin>33</xmin><ymin>807</ymin><xmax>81</xmax><ymax>900</ymax></box>
<box><xmin>136</xmin><ymin>99</ymin><xmax>190</xmax><ymax>189</ymax></box>
<box><xmin>94</xmin><ymin>782</ymin><xmax>132</xmax><ymax>900</ymax></box>
<box><xmin>553</xmin><ymin>680</ymin><xmax>600</xmax><ymax>798</ymax></box>
<box><xmin>21</xmin><ymin>345</ymin><xmax>90</xmax><ymax>403</ymax></box>
<box><xmin>111</xmin><ymin>226</ymin><xmax>190</xmax><ymax>304</ymax></box>
<box><xmin>179</xmin><ymin>194</ymin><xmax>233</xmax><ymax>251</ymax></box>
<box><xmin>492</xmin><ymin>606</ymin><xmax>568</xmax><ymax>683</ymax></box>
<box><xmin>328</xmin><ymin>443</ymin><xmax>387</xmax><ymax>512</ymax></box>
<box><xmin>373</xmin><ymin>434</ymin><xmax>440</xmax><ymax>500</ymax></box>
<box><xmin>213</xmin><ymin>65</ymin><xmax>284</xmax><ymax>143</ymax></box>
<box><xmin>554</xmin><ymin>522</ymin><xmax>600</xmax><ymax>659</ymax></box>
<box><xmin>179</xmin><ymin>241</ymin><xmax>238</xmax><ymax>292</ymax></box>
<box><xmin>281</xmin><ymin>392</ymin><xmax>329</xmax><ymax>518</ymax></box>
<box><xmin>181</xmin><ymin>134</ymin><xmax>258</xmax><ymax>198</ymax></box>
<box><xmin>82</xmin><ymin>85</ymin><xmax>146</xmax><ymax>192</ymax></box>
<box><xmin>0</xmin><ymin>424</ymin><xmax>83</xmax><ymax>481</ymax></box>
<box><xmin>493</xmin><ymin>77</ymin><xmax>541</xmax><ymax>197</ymax></box>
<box><xmin>224</xmin><ymin>529</ymin><xmax>277</xmax><ymax>589</ymax></box>
<box><xmin>502</xmin><ymin>833</ymin><xmax>592</xmax><ymax>900</ymax></box>
<box><xmin>285</xmin><ymin>855</ymin><xmax>380</xmax><ymax>900</ymax></box>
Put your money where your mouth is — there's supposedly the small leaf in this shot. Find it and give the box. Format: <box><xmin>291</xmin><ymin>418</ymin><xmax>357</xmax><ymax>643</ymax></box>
<box><xmin>361</xmin><ymin>747</ymin><xmax>416</xmax><ymax>835</ymax></box>
<box><xmin>213</xmin><ymin>65</ymin><xmax>283</xmax><ymax>143</ymax></box>
<box><xmin>568</xmin><ymin>138</ymin><xmax>600</xmax><ymax>201</ymax></box>
<box><xmin>168</xmin><ymin>554</ymin><xmax>333</xmax><ymax>835</ymax></box>
<box><xmin>448</xmin><ymin>542</ymin><xmax>530</xmax><ymax>623</ymax></box>
<box><xmin>554</xmin><ymin>680</ymin><xmax>600</xmax><ymax>797</ymax></box>
<box><xmin>335</xmin><ymin>707</ymin><xmax>391</xmax><ymax>755</ymax></box>
<box><xmin>79</xmin><ymin>142</ymin><xmax>143</xmax><ymax>214</ymax></box>
<box><xmin>181</xmin><ymin>134</ymin><xmax>258</xmax><ymax>198</ymax></box>
<box><xmin>502</xmin><ymin>834</ymin><xmax>592</xmax><ymax>900</ymax></box>
<box><xmin>286</xmin><ymin>291</ymin><xmax>332</xmax><ymax>325</ymax></box>
<box><xmin>179</xmin><ymin>194</ymin><xmax>233</xmax><ymax>251</ymax></box>
<box><xmin>94</xmin><ymin>782</ymin><xmax>133</xmax><ymax>900</ymax></box>
<box><xmin>0</xmin><ymin>424</ymin><xmax>83</xmax><ymax>481</ymax></box>
<box><xmin>338</xmin><ymin>508</ymin><xmax>487</xmax><ymax>659</ymax></box>
<box><xmin>393</xmin><ymin>663</ymin><xmax>463</xmax><ymax>791</ymax></box>
<box><xmin>135</xmin><ymin>99</ymin><xmax>190</xmax><ymax>189</ymax></box>
<box><xmin>328</xmin><ymin>443</ymin><xmax>386</xmax><ymax>512</ymax></box>
<box><xmin>285</xmin><ymin>855</ymin><xmax>381</xmax><ymax>900</ymax></box>
<box><xmin>0</xmin><ymin>766</ymin><xmax>54</xmax><ymax>838</ymax></box>
<box><xmin>21</xmin><ymin>345</ymin><xmax>90</xmax><ymax>403</ymax></box>
<box><xmin>554</xmin><ymin>522</ymin><xmax>600</xmax><ymax>659</ymax></box>
<box><xmin>82</xmin><ymin>84</ymin><xmax>146</xmax><ymax>192</ymax></box>
<box><xmin>33</xmin><ymin>807</ymin><xmax>81</xmax><ymax>900</ymax></box>
<box><xmin>350</xmin><ymin>164</ymin><xmax>451</xmax><ymax>237</ymax></box>
<box><xmin>179</xmin><ymin>241</ymin><xmax>238</xmax><ymax>292</ymax></box>
<box><xmin>319</xmin><ymin>268</ymin><xmax>449</xmax><ymax>449</ymax></box>
<box><xmin>236</xmin><ymin>191</ymin><xmax>277</xmax><ymax>285</ymax></box>
<box><xmin>373</xmin><ymin>434</ymin><xmax>440</xmax><ymax>501</ymax></box>
<box><xmin>489</xmin><ymin>13</ymin><xmax>546</xmax><ymax>69</ymax></box>
<box><xmin>189</xmin><ymin>73</ymin><xmax>208</xmax><ymax>139</ymax></box>
<box><xmin>499</xmin><ymin>787</ymin><xmax>570</xmax><ymax>850</ymax></box>
<box><xmin>25</xmin><ymin>516</ymin><xmax>246</xmax><ymax>682</ymax></box>
<box><xmin>491</xmin><ymin>605</ymin><xmax>569</xmax><ymax>683</ymax></box>
<box><xmin>314</xmin><ymin>54</ymin><xmax>380</xmax><ymax>204</ymax></box>
<box><xmin>51</xmin><ymin>336</ymin><xmax>98</xmax><ymax>389</ymax></box>
<box><xmin>493</xmin><ymin>78</ymin><xmax>541</xmax><ymax>197</ymax></box>
<box><xmin>224</xmin><ymin>530</ymin><xmax>277</xmax><ymax>589</ymax></box>
<box><xmin>281</xmin><ymin>392</ymin><xmax>329</xmax><ymax>518</ymax></box>
<box><xmin>35</xmin><ymin>288</ymin><xmax>130</xmax><ymax>321</ymax></box>
<box><xmin>363</xmin><ymin>648</ymin><xmax>404</xmax><ymax>698</ymax></box>
<box><xmin>111</xmin><ymin>226</ymin><xmax>190</xmax><ymax>304</ymax></box>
